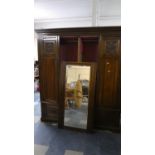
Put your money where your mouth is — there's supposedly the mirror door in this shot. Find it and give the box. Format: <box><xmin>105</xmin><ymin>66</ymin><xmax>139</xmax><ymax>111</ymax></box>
<box><xmin>59</xmin><ymin>62</ymin><xmax>96</xmax><ymax>131</ymax></box>
<box><xmin>64</xmin><ymin>65</ymin><xmax>90</xmax><ymax>129</ymax></box>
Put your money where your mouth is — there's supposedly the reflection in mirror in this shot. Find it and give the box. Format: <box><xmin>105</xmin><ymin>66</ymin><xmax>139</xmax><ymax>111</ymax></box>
<box><xmin>64</xmin><ymin>65</ymin><xmax>90</xmax><ymax>129</ymax></box>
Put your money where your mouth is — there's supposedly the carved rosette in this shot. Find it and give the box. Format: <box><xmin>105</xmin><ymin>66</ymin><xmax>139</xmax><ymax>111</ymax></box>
<box><xmin>44</xmin><ymin>41</ymin><xmax>55</xmax><ymax>53</ymax></box>
<box><xmin>105</xmin><ymin>40</ymin><xmax>117</xmax><ymax>55</ymax></box>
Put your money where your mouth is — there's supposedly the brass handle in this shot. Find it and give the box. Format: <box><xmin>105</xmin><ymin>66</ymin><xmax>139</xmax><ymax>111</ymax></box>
<box><xmin>107</xmin><ymin>70</ymin><xmax>111</xmax><ymax>73</ymax></box>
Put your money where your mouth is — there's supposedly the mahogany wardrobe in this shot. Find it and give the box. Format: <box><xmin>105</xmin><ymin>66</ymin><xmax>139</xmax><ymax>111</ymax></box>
<box><xmin>35</xmin><ymin>27</ymin><xmax>121</xmax><ymax>132</ymax></box>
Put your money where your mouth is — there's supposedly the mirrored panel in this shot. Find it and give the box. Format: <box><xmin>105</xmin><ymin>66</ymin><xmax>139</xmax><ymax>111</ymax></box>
<box><xmin>64</xmin><ymin>65</ymin><xmax>90</xmax><ymax>129</ymax></box>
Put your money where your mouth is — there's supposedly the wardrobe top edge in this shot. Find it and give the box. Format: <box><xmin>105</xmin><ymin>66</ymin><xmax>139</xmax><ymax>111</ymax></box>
<box><xmin>35</xmin><ymin>26</ymin><xmax>121</xmax><ymax>34</ymax></box>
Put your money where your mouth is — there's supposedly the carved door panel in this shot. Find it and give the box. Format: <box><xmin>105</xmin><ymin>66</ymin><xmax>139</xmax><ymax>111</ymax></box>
<box><xmin>97</xmin><ymin>38</ymin><xmax>120</xmax><ymax>108</ymax></box>
<box><xmin>104</xmin><ymin>40</ymin><xmax>120</xmax><ymax>57</ymax></box>
<box><xmin>95</xmin><ymin>36</ymin><xmax>121</xmax><ymax>130</ymax></box>
<box><xmin>39</xmin><ymin>36</ymin><xmax>59</xmax><ymax>122</ymax></box>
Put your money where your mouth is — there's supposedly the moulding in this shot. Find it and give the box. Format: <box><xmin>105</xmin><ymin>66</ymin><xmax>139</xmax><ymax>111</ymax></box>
<box><xmin>34</xmin><ymin>15</ymin><xmax>121</xmax><ymax>29</ymax></box>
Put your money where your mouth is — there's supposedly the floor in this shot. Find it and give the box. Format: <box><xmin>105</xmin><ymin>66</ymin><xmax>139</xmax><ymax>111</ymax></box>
<box><xmin>34</xmin><ymin>92</ymin><xmax>121</xmax><ymax>155</ymax></box>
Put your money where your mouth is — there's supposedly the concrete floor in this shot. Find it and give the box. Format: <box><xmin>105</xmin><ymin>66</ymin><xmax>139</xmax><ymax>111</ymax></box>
<box><xmin>34</xmin><ymin>92</ymin><xmax>121</xmax><ymax>155</ymax></box>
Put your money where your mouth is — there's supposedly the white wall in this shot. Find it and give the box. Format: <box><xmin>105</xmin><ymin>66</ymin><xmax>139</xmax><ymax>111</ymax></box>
<box><xmin>34</xmin><ymin>0</ymin><xmax>121</xmax><ymax>29</ymax></box>
<box><xmin>34</xmin><ymin>33</ymin><xmax>38</xmax><ymax>61</ymax></box>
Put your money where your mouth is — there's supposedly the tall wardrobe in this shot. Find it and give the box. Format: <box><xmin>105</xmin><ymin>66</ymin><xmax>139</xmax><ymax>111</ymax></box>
<box><xmin>36</xmin><ymin>27</ymin><xmax>121</xmax><ymax>132</ymax></box>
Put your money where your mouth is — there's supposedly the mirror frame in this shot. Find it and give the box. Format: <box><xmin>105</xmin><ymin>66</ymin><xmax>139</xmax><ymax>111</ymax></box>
<box><xmin>58</xmin><ymin>62</ymin><xmax>96</xmax><ymax>131</ymax></box>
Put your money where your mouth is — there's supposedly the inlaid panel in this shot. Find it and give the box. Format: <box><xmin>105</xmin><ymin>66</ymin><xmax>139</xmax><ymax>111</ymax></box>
<box><xmin>44</xmin><ymin>41</ymin><xmax>55</xmax><ymax>53</ymax></box>
<box><xmin>42</xmin><ymin>36</ymin><xmax>58</xmax><ymax>54</ymax></box>
<box><xmin>104</xmin><ymin>40</ymin><xmax>120</xmax><ymax>56</ymax></box>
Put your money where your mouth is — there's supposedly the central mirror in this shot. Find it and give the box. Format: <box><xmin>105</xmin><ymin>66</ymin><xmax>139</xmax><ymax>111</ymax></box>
<box><xmin>59</xmin><ymin>62</ymin><xmax>96</xmax><ymax>131</ymax></box>
<box><xmin>64</xmin><ymin>65</ymin><xmax>90</xmax><ymax>129</ymax></box>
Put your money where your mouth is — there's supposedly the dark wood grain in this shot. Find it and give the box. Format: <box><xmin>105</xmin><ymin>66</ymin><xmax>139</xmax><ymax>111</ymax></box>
<box><xmin>95</xmin><ymin>34</ymin><xmax>121</xmax><ymax>131</ymax></box>
<box><xmin>36</xmin><ymin>27</ymin><xmax>121</xmax><ymax>132</ymax></box>
<box><xmin>38</xmin><ymin>35</ymin><xmax>59</xmax><ymax>122</ymax></box>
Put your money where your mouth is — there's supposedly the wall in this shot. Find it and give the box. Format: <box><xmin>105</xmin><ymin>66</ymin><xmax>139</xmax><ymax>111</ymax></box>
<box><xmin>34</xmin><ymin>0</ymin><xmax>121</xmax><ymax>29</ymax></box>
<box><xmin>34</xmin><ymin>33</ymin><xmax>38</xmax><ymax>61</ymax></box>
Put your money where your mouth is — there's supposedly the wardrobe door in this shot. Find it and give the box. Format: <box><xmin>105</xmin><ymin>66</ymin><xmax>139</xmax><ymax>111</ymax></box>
<box><xmin>95</xmin><ymin>34</ymin><xmax>121</xmax><ymax>131</ymax></box>
<box><xmin>99</xmin><ymin>39</ymin><xmax>120</xmax><ymax>107</ymax></box>
<box><xmin>38</xmin><ymin>35</ymin><xmax>59</xmax><ymax>122</ymax></box>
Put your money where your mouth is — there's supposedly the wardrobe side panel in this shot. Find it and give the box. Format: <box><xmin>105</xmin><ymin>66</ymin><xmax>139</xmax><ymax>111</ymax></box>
<box><xmin>95</xmin><ymin>31</ymin><xmax>121</xmax><ymax>131</ymax></box>
<box><xmin>38</xmin><ymin>35</ymin><xmax>59</xmax><ymax>122</ymax></box>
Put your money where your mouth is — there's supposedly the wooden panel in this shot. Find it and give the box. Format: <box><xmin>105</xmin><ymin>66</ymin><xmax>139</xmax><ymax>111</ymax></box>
<box><xmin>38</xmin><ymin>35</ymin><xmax>59</xmax><ymax>122</ymax></box>
<box><xmin>40</xmin><ymin>57</ymin><xmax>56</xmax><ymax>101</ymax></box>
<box><xmin>96</xmin><ymin>37</ymin><xmax>121</xmax><ymax>108</ymax></box>
<box><xmin>41</xmin><ymin>103</ymin><xmax>58</xmax><ymax>122</ymax></box>
<box><xmin>98</xmin><ymin>58</ymin><xmax>119</xmax><ymax>107</ymax></box>
<box><xmin>104</xmin><ymin>40</ymin><xmax>119</xmax><ymax>56</ymax></box>
<box><xmin>43</xmin><ymin>36</ymin><xmax>58</xmax><ymax>55</ymax></box>
<box><xmin>60</xmin><ymin>43</ymin><xmax>78</xmax><ymax>61</ymax></box>
<box><xmin>46</xmin><ymin>104</ymin><xmax>58</xmax><ymax>121</ymax></box>
<box><xmin>82</xmin><ymin>38</ymin><xmax>99</xmax><ymax>62</ymax></box>
<box><xmin>95</xmin><ymin>107</ymin><xmax>120</xmax><ymax>131</ymax></box>
<box><xmin>95</xmin><ymin>35</ymin><xmax>121</xmax><ymax>131</ymax></box>
<box><xmin>60</xmin><ymin>37</ymin><xmax>78</xmax><ymax>61</ymax></box>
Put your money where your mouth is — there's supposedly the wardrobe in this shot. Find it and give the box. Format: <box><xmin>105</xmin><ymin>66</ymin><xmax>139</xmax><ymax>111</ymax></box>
<box><xmin>36</xmin><ymin>27</ymin><xmax>121</xmax><ymax>132</ymax></box>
